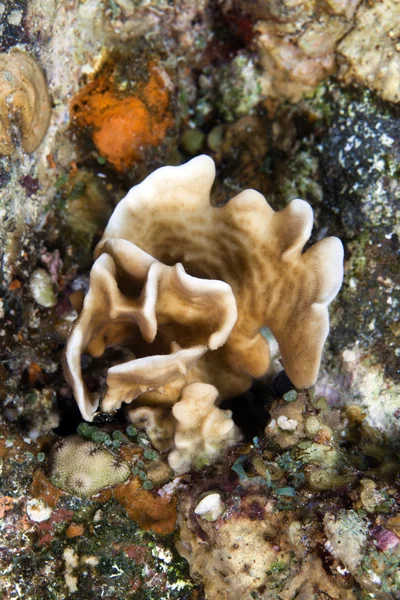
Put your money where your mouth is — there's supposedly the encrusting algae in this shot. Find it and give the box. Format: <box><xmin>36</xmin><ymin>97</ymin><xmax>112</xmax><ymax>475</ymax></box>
<box><xmin>113</xmin><ymin>477</ymin><xmax>177</xmax><ymax>535</ymax></box>
<box><xmin>70</xmin><ymin>61</ymin><xmax>174</xmax><ymax>171</ymax></box>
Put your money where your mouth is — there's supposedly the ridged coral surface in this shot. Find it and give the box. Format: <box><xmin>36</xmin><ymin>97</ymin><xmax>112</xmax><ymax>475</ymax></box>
<box><xmin>0</xmin><ymin>50</ymin><xmax>51</xmax><ymax>155</ymax></box>
<box><xmin>64</xmin><ymin>155</ymin><xmax>343</xmax><ymax>423</ymax></box>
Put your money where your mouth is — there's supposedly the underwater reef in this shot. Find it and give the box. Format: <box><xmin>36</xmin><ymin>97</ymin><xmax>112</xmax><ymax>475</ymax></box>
<box><xmin>0</xmin><ymin>1</ymin><xmax>399</xmax><ymax>599</ymax></box>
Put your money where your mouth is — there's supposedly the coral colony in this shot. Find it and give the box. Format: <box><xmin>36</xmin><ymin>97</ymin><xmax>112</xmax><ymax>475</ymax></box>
<box><xmin>1</xmin><ymin>2</ymin><xmax>399</xmax><ymax>597</ymax></box>
<box><xmin>63</xmin><ymin>155</ymin><xmax>344</xmax><ymax>473</ymax></box>
<box><xmin>0</xmin><ymin>50</ymin><xmax>51</xmax><ymax>155</ymax></box>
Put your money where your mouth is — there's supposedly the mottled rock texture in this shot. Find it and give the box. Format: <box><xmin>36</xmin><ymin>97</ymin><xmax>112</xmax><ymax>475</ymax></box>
<box><xmin>1</xmin><ymin>0</ymin><xmax>399</xmax><ymax>598</ymax></box>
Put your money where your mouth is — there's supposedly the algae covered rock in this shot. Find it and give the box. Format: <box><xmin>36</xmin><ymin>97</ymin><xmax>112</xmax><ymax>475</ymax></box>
<box><xmin>325</xmin><ymin>509</ymin><xmax>400</xmax><ymax>599</ymax></box>
<box><xmin>1</xmin><ymin>1</ymin><xmax>400</xmax><ymax>599</ymax></box>
<box><xmin>62</xmin><ymin>170</ymin><xmax>114</xmax><ymax>267</ymax></box>
<box><xmin>216</xmin><ymin>52</ymin><xmax>262</xmax><ymax>123</ymax></box>
<box><xmin>313</xmin><ymin>88</ymin><xmax>400</xmax><ymax>441</ymax></box>
<box><xmin>0</xmin><ymin>424</ymin><xmax>195</xmax><ymax>599</ymax></box>
<box><xmin>177</xmin><ymin>489</ymin><xmax>358</xmax><ymax>600</ymax></box>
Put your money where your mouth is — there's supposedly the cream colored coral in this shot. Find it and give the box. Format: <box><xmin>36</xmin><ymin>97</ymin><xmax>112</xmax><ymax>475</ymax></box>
<box><xmin>0</xmin><ymin>50</ymin><xmax>51</xmax><ymax>155</ymax></box>
<box><xmin>49</xmin><ymin>435</ymin><xmax>130</xmax><ymax>497</ymax></box>
<box><xmin>129</xmin><ymin>384</ymin><xmax>241</xmax><ymax>473</ymax></box>
<box><xmin>64</xmin><ymin>239</ymin><xmax>237</xmax><ymax>421</ymax></box>
<box><xmin>167</xmin><ymin>383</ymin><xmax>241</xmax><ymax>474</ymax></box>
<box><xmin>64</xmin><ymin>155</ymin><xmax>343</xmax><ymax>422</ymax></box>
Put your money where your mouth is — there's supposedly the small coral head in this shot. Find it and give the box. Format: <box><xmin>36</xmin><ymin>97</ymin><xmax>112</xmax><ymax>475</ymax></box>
<box><xmin>49</xmin><ymin>436</ymin><xmax>130</xmax><ymax>497</ymax></box>
<box><xmin>63</xmin><ymin>155</ymin><xmax>343</xmax><ymax>422</ymax></box>
<box><xmin>0</xmin><ymin>50</ymin><xmax>51</xmax><ymax>155</ymax></box>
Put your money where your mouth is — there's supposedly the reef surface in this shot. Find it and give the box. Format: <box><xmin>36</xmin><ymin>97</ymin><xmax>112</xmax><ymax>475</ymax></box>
<box><xmin>0</xmin><ymin>1</ymin><xmax>399</xmax><ymax>599</ymax></box>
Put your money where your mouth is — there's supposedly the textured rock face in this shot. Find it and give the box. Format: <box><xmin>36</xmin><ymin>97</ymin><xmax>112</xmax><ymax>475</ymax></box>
<box><xmin>313</xmin><ymin>91</ymin><xmax>400</xmax><ymax>441</ymax></box>
<box><xmin>0</xmin><ymin>423</ymin><xmax>196</xmax><ymax>599</ymax></box>
<box><xmin>221</xmin><ymin>0</ymin><xmax>362</xmax><ymax>102</ymax></box>
<box><xmin>222</xmin><ymin>0</ymin><xmax>400</xmax><ymax>105</ymax></box>
<box><xmin>173</xmin><ymin>387</ymin><xmax>400</xmax><ymax>598</ymax></box>
<box><xmin>324</xmin><ymin>510</ymin><xmax>400</xmax><ymax>600</ymax></box>
<box><xmin>337</xmin><ymin>0</ymin><xmax>400</xmax><ymax>103</ymax></box>
<box><xmin>1</xmin><ymin>0</ymin><xmax>400</xmax><ymax>598</ymax></box>
<box><xmin>177</xmin><ymin>491</ymin><xmax>358</xmax><ymax>600</ymax></box>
